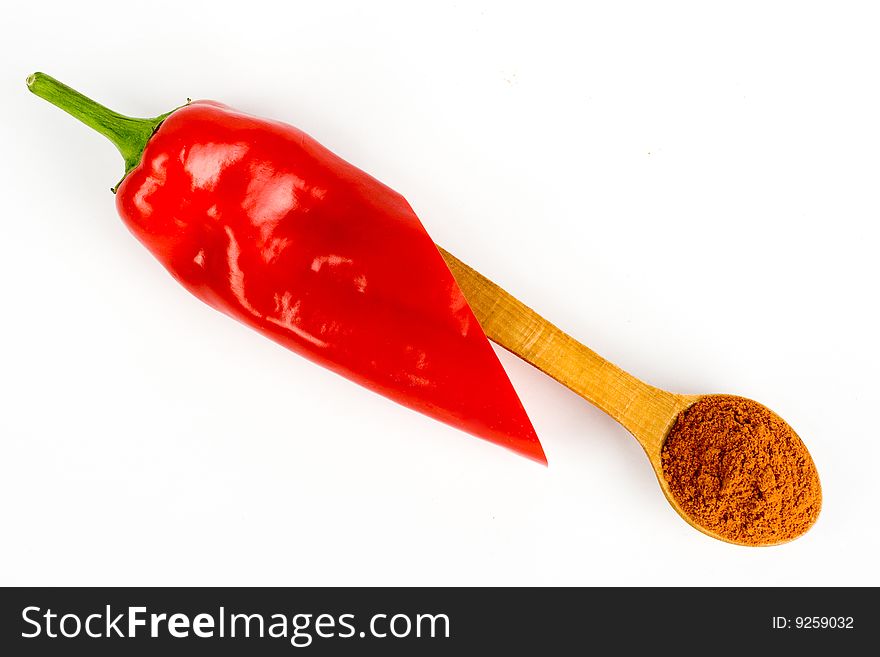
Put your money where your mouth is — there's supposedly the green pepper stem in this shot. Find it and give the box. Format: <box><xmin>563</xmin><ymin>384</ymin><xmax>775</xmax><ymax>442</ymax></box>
<box><xmin>26</xmin><ymin>72</ymin><xmax>173</xmax><ymax>181</ymax></box>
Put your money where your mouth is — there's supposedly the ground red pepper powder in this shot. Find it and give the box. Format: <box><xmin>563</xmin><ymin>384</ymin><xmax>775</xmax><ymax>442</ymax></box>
<box><xmin>661</xmin><ymin>395</ymin><xmax>821</xmax><ymax>545</ymax></box>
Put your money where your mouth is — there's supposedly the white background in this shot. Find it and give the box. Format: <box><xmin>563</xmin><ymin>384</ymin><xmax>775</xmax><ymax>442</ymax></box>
<box><xmin>1</xmin><ymin>1</ymin><xmax>878</xmax><ymax>586</ymax></box>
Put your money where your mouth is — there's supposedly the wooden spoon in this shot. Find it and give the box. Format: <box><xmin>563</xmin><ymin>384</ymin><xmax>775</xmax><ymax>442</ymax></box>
<box><xmin>438</xmin><ymin>247</ymin><xmax>820</xmax><ymax>546</ymax></box>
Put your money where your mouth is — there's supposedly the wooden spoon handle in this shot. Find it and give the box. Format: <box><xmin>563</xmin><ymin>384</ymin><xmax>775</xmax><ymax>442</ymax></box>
<box><xmin>438</xmin><ymin>247</ymin><xmax>693</xmax><ymax>452</ymax></box>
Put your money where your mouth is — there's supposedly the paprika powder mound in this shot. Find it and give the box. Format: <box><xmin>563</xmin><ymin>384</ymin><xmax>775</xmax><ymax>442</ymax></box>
<box><xmin>661</xmin><ymin>395</ymin><xmax>821</xmax><ymax>545</ymax></box>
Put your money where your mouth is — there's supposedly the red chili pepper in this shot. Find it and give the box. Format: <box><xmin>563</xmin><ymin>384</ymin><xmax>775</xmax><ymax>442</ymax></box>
<box><xmin>28</xmin><ymin>73</ymin><xmax>545</xmax><ymax>463</ymax></box>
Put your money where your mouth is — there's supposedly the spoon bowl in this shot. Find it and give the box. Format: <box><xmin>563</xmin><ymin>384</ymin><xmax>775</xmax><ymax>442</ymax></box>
<box><xmin>439</xmin><ymin>247</ymin><xmax>822</xmax><ymax>546</ymax></box>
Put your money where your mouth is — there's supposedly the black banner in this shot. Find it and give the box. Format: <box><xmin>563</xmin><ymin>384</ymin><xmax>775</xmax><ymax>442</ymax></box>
<box><xmin>0</xmin><ymin>587</ymin><xmax>872</xmax><ymax>654</ymax></box>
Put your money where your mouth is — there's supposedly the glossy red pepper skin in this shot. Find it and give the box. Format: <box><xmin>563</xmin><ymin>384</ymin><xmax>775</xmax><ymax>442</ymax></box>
<box><xmin>111</xmin><ymin>101</ymin><xmax>545</xmax><ymax>463</ymax></box>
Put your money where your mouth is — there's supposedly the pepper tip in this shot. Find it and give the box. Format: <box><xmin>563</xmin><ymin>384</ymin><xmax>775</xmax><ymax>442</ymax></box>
<box><xmin>519</xmin><ymin>435</ymin><xmax>548</xmax><ymax>466</ymax></box>
<box><xmin>533</xmin><ymin>446</ymin><xmax>549</xmax><ymax>467</ymax></box>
